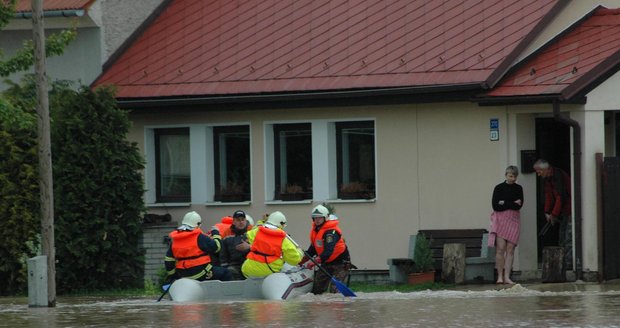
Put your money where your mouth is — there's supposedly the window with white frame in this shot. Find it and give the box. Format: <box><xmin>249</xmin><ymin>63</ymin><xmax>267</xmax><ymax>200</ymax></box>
<box><xmin>273</xmin><ymin>123</ymin><xmax>312</xmax><ymax>201</ymax></box>
<box><xmin>336</xmin><ymin>121</ymin><xmax>375</xmax><ymax>199</ymax></box>
<box><xmin>213</xmin><ymin>125</ymin><xmax>250</xmax><ymax>202</ymax></box>
<box><xmin>154</xmin><ymin>128</ymin><xmax>191</xmax><ymax>203</ymax></box>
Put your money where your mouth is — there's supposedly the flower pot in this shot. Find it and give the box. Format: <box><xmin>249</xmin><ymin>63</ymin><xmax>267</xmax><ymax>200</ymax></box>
<box><xmin>407</xmin><ymin>271</ymin><xmax>435</xmax><ymax>285</ymax></box>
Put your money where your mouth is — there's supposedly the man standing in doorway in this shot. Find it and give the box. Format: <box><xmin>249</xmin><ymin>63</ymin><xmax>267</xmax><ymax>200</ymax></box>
<box><xmin>533</xmin><ymin>159</ymin><xmax>572</xmax><ymax>270</ymax></box>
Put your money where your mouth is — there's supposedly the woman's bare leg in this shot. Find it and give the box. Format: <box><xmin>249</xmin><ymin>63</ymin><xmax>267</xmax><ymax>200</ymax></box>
<box><xmin>503</xmin><ymin>242</ymin><xmax>516</xmax><ymax>284</ymax></box>
<box><xmin>495</xmin><ymin>237</ymin><xmax>507</xmax><ymax>284</ymax></box>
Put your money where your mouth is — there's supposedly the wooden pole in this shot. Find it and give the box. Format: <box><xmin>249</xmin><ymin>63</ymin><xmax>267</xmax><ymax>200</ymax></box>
<box><xmin>32</xmin><ymin>0</ymin><xmax>56</xmax><ymax>307</ymax></box>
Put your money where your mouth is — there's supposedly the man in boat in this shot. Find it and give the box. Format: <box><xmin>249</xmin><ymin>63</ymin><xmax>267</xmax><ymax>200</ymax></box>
<box><xmin>220</xmin><ymin>210</ymin><xmax>254</xmax><ymax>280</ymax></box>
<box><xmin>301</xmin><ymin>204</ymin><xmax>352</xmax><ymax>294</ymax></box>
<box><xmin>164</xmin><ymin>211</ymin><xmax>232</xmax><ymax>282</ymax></box>
<box><xmin>241</xmin><ymin>211</ymin><xmax>303</xmax><ymax>278</ymax></box>
<box><xmin>214</xmin><ymin>215</ymin><xmax>234</xmax><ymax>239</ymax></box>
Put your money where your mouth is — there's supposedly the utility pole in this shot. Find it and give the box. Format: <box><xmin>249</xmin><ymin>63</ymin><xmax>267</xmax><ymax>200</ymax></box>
<box><xmin>32</xmin><ymin>0</ymin><xmax>56</xmax><ymax>307</ymax></box>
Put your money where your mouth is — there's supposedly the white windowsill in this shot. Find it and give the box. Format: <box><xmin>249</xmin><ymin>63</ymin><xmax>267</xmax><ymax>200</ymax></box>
<box><xmin>264</xmin><ymin>200</ymin><xmax>313</xmax><ymax>205</ymax></box>
<box><xmin>146</xmin><ymin>202</ymin><xmax>191</xmax><ymax>208</ymax></box>
<box><xmin>205</xmin><ymin>201</ymin><xmax>252</xmax><ymax>207</ymax></box>
<box><xmin>327</xmin><ymin>198</ymin><xmax>376</xmax><ymax>204</ymax></box>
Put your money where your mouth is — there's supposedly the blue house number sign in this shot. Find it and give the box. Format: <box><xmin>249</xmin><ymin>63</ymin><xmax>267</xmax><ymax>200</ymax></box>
<box><xmin>490</xmin><ymin>118</ymin><xmax>499</xmax><ymax>141</ymax></box>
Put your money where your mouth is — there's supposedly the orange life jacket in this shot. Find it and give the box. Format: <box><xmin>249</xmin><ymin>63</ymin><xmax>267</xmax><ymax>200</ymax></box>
<box><xmin>215</xmin><ymin>216</ymin><xmax>234</xmax><ymax>238</ymax></box>
<box><xmin>169</xmin><ymin>228</ymin><xmax>211</xmax><ymax>269</ymax></box>
<box><xmin>310</xmin><ymin>220</ymin><xmax>346</xmax><ymax>263</ymax></box>
<box><xmin>246</xmin><ymin>226</ymin><xmax>286</xmax><ymax>264</ymax></box>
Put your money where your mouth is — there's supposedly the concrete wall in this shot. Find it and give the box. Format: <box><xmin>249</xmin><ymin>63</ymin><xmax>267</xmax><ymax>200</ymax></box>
<box><xmin>141</xmin><ymin>223</ymin><xmax>176</xmax><ymax>283</ymax></box>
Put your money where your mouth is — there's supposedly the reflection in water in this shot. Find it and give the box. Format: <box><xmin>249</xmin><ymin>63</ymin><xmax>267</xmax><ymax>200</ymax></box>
<box><xmin>2</xmin><ymin>284</ymin><xmax>620</xmax><ymax>327</ymax></box>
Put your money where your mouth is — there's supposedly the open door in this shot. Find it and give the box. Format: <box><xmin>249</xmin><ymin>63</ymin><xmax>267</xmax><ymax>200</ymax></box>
<box><xmin>534</xmin><ymin>118</ymin><xmax>570</xmax><ymax>264</ymax></box>
<box><xmin>603</xmin><ymin>157</ymin><xmax>620</xmax><ymax>280</ymax></box>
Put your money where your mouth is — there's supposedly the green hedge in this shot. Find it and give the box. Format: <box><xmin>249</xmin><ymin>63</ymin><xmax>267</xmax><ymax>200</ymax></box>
<box><xmin>0</xmin><ymin>97</ymin><xmax>40</xmax><ymax>295</ymax></box>
<box><xmin>0</xmin><ymin>79</ymin><xmax>146</xmax><ymax>294</ymax></box>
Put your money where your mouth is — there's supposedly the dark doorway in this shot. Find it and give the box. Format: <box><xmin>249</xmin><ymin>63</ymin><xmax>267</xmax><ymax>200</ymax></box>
<box><xmin>535</xmin><ymin>118</ymin><xmax>571</xmax><ymax>263</ymax></box>
<box><xmin>603</xmin><ymin>157</ymin><xmax>620</xmax><ymax>280</ymax></box>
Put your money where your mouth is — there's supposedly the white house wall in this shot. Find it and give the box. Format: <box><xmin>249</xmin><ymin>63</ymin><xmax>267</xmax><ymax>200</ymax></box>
<box><xmin>515</xmin><ymin>111</ymin><xmax>538</xmax><ymax>273</ymax></box>
<box><xmin>581</xmin><ymin>70</ymin><xmax>620</xmax><ymax>274</ymax></box>
<box><xmin>129</xmin><ymin>102</ymin><xmax>518</xmax><ymax>270</ymax></box>
<box><xmin>0</xmin><ymin>0</ymin><xmax>163</xmax><ymax>90</ymax></box>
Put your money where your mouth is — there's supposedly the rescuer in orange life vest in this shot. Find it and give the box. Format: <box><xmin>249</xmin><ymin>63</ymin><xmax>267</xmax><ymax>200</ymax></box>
<box><xmin>301</xmin><ymin>204</ymin><xmax>352</xmax><ymax>294</ymax></box>
<box><xmin>164</xmin><ymin>211</ymin><xmax>232</xmax><ymax>282</ymax></box>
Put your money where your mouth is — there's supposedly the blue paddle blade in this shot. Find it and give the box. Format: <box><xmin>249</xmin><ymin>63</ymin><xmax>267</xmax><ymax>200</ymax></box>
<box><xmin>162</xmin><ymin>284</ymin><xmax>170</xmax><ymax>291</ymax></box>
<box><xmin>332</xmin><ymin>277</ymin><xmax>356</xmax><ymax>297</ymax></box>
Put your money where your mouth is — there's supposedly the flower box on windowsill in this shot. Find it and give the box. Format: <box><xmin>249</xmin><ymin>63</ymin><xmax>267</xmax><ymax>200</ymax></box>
<box><xmin>339</xmin><ymin>191</ymin><xmax>375</xmax><ymax>200</ymax></box>
<box><xmin>280</xmin><ymin>193</ymin><xmax>307</xmax><ymax>201</ymax></box>
<box><xmin>215</xmin><ymin>194</ymin><xmax>249</xmax><ymax>203</ymax></box>
<box><xmin>339</xmin><ymin>182</ymin><xmax>375</xmax><ymax>200</ymax></box>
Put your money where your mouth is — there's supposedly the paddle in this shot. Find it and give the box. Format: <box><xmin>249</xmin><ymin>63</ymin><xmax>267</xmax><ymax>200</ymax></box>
<box><xmin>156</xmin><ymin>281</ymin><xmax>173</xmax><ymax>302</ymax></box>
<box><xmin>286</xmin><ymin>234</ymin><xmax>356</xmax><ymax>297</ymax></box>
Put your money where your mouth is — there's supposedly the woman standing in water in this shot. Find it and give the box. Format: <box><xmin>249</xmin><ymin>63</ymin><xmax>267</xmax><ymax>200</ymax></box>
<box><xmin>489</xmin><ymin>165</ymin><xmax>523</xmax><ymax>284</ymax></box>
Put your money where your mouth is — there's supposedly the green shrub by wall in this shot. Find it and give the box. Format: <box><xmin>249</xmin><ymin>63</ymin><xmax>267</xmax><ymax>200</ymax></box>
<box><xmin>0</xmin><ymin>79</ymin><xmax>146</xmax><ymax>294</ymax></box>
<box><xmin>0</xmin><ymin>98</ymin><xmax>39</xmax><ymax>296</ymax></box>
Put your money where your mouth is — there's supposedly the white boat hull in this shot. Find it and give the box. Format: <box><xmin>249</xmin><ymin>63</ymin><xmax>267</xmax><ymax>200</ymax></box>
<box><xmin>168</xmin><ymin>265</ymin><xmax>313</xmax><ymax>302</ymax></box>
<box><xmin>262</xmin><ymin>265</ymin><xmax>314</xmax><ymax>300</ymax></box>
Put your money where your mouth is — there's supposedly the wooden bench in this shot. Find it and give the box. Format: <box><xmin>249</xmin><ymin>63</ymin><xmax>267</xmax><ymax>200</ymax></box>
<box><xmin>387</xmin><ymin>229</ymin><xmax>495</xmax><ymax>283</ymax></box>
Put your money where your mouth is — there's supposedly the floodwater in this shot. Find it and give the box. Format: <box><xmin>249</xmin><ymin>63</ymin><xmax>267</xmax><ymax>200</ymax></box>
<box><xmin>2</xmin><ymin>283</ymin><xmax>620</xmax><ymax>327</ymax></box>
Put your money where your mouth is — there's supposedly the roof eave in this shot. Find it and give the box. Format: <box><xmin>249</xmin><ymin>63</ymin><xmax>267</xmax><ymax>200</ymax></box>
<box><xmin>116</xmin><ymin>83</ymin><xmax>484</xmax><ymax>110</ymax></box>
<box><xmin>476</xmin><ymin>94</ymin><xmax>586</xmax><ymax>106</ymax></box>
<box><xmin>484</xmin><ymin>0</ymin><xmax>571</xmax><ymax>89</ymax></box>
<box><xmin>561</xmin><ymin>50</ymin><xmax>620</xmax><ymax>101</ymax></box>
<box><xmin>14</xmin><ymin>9</ymin><xmax>85</xmax><ymax>18</ymax></box>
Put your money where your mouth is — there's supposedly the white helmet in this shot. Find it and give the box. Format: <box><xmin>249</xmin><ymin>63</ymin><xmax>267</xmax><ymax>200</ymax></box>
<box><xmin>181</xmin><ymin>211</ymin><xmax>202</xmax><ymax>228</ymax></box>
<box><xmin>266</xmin><ymin>211</ymin><xmax>287</xmax><ymax>228</ymax></box>
<box><xmin>311</xmin><ymin>205</ymin><xmax>329</xmax><ymax>218</ymax></box>
<box><xmin>246</xmin><ymin>214</ymin><xmax>255</xmax><ymax>226</ymax></box>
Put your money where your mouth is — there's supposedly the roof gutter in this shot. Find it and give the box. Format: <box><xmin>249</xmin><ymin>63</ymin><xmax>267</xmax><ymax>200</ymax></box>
<box><xmin>14</xmin><ymin>10</ymin><xmax>85</xmax><ymax>18</ymax></box>
<box><xmin>116</xmin><ymin>83</ymin><xmax>483</xmax><ymax>109</ymax></box>
<box><xmin>553</xmin><ymin>100</ymin><xmax>583</xmax><ymax>281</ymax></box>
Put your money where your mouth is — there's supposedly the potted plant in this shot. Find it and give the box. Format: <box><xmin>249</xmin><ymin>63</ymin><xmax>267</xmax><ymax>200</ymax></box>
<box><xmin>214</xmin><ymin>181</ymin><xmax>247</xmax><ymax>202</ymax></box>
<box><xmin>339</xmin><ymin>181</ymin><xmax>374</xmax><ymax>199</ymax></box>
<box><xmin>407</xmin><ymin>233</ymin><xmax>435</xmax><ymax>285</ymax></box>
<box><xmin>279</xmin><ymin>184</ymin><xmax>306</xmax><ymax>201</ymax></box>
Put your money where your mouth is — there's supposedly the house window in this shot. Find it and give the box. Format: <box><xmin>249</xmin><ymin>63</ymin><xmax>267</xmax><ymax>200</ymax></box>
<box><xmin>337</xmin><ymin>121</ymin><xmax>375</xmax><ymax>199</ymax></box>
<box><xmin>274</xmin><ymin>123</ymin><xmax>312</xmax><ymax>200</ymax></box>
<box><xmin>155</xmin><ymin>128</ymin><xmax>190</xmax><ymax>202</ymax></box>
<box><xmin>213</xmin><ymin>125</ymin><xmax>250</xmax><ymax>202</ymax></box>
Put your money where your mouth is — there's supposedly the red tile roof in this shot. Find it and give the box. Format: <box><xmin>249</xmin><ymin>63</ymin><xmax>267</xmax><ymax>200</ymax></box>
<box><xmin>14</xmin><ymin>0</ymin><xmax>94</xmax><ymax>12</ymax></box>
<box><xmin>93</xmin><ymin>0</ymin><xmax>561</xmax><ymax>100</ymax></box>
<box><xmin>486</xmin><ymin>6</ymin><xmax>620</xmax><ymax>100</ymax></box>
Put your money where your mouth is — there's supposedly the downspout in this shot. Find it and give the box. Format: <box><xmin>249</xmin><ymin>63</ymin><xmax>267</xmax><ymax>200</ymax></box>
<box><xmin>552</xmin><ymin>100</ymin><xmax>583</xmax><ymax>280</ymax></box>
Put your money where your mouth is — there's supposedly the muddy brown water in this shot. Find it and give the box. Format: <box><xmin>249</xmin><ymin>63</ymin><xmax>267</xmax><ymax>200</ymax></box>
<box><xmin>2</xmin><ymin>283</ymin><xmax>620</xmax><ymax>327</ymax></box>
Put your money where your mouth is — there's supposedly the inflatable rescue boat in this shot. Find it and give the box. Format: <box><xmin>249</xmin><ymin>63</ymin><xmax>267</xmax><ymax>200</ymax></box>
<box><xmin>168</xmin><ymin>264</ymin><xmax>313</xmax><ymax>302</ymax></box>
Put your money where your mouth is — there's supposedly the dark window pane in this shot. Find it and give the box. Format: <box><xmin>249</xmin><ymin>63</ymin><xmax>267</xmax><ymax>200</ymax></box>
<box><xmin>155</xmin><ymin>128</ymin><xmax>190</xmax><ymax>202</ymax></box>
<box><xmin>274</xmin><ymin>123</ymin><xmax>312</xmax><ymax>200</ymax></box>
<box><xmin>337</xmin><ymin>121</ymin><xmax>375</xmax><ymax>199</ymax></box>
<box><xmin>214</xmin><ymin>126</ymin><xmax>250</xmax><ymax>202</ymax></box>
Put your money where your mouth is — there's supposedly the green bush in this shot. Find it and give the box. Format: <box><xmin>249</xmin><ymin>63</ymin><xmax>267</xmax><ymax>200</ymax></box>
<box><xmin>51</xmin><ymin>85</ymin><xmax>146</xmax><ymax>292</ymax></box>
<box><xmin>0</xmin><ymin>97</ymin><xmax>40</xmax><ymax>296</ymax></box>
<box><xmin>413</xmin><ymin>234</ymin><xmax>434</xmax><ymax>273</ymax></box>
<box><xmin>0</xmin><ymin>78</ymin><xmax>146</xmax><ymax>294</ymax></box>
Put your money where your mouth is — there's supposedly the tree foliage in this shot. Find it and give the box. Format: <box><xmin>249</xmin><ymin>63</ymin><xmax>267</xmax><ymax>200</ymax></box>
<box><xmin>0</xmin><ymin>78</ymin><xmax>146</xmax><ymax>294</ymax></box>
<box><xmin>0</xmin><ymin>94</ymin><xmax>39</xmax><ymax>296</ymax></box>
<box><xmin>0</xmin><ymin>0</ymin><xmax>77</xmax><ymax>77</ymax></box>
